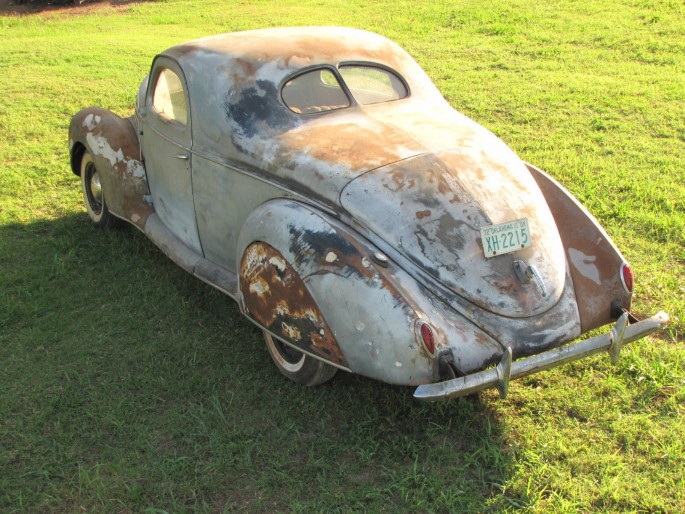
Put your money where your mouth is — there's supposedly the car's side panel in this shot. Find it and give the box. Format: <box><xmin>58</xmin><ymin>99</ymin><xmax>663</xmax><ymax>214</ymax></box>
<box><xmin>527</xmin><ymin>163</ymin><xmax>631</xmax><ymax>332</ymax></box>
<box><xmin>192</xmin><ymin>155</ymin><xmax>284</xmax><ymax>272</ymax></box>
<box><xmin>68</xmin><ymin>107</ymin><xmax>153</xmax><ymax>231</ymax></box>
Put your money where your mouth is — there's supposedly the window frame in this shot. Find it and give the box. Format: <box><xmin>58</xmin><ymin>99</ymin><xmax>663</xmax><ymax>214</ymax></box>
<box><xmin>280</xmin><ymin>62</ymin><xmax>410</xmax><ymax>116</ymax></box>
<box><xmin>151</xmin><ymin>68</ymin><xmax>189</xmax><ymax>126</ymax></box>
<box><xmin>145</xmin><ymin>56</ymin><xmax>192</xmax><ymax>142</ymax></box>
<box><xmin>280</xmin><ymin>65</ymin><xmax>352</xmax><ymax>115</ymax></box>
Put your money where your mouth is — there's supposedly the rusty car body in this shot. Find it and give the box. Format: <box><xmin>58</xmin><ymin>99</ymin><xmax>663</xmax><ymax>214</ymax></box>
<box><xmin>68</xmin><ymin>27</ymin><xmax>668</xmax><ymax>400</ymax></box>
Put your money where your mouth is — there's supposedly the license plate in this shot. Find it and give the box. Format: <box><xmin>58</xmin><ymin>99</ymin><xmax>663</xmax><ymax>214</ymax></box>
<box><xmin>480</xmin><ymin>218</ymin><xmax>531</xmax><ymax>258</ymax></box>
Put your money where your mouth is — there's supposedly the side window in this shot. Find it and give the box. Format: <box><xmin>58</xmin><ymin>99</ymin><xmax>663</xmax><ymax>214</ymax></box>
<box><xmin>152</xmin><ymin>68</ymin><xmax>188</xmax><ymax>126</ymax></box>
<box><xmin>282</xmin><ymin>69</ymin><xmax>350</xmax><ymax>114</ymax></box>
<box><xmin>339</xmin><ymin>65</ymin><xmax>407</xmax><ymax>105</ymax></box>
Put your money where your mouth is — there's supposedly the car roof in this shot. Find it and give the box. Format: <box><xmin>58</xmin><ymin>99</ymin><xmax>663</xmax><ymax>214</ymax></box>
<box><xmin>162</xmin><ymin>26</ymin><xmax>414</xmax><ymax>74</ymax></box>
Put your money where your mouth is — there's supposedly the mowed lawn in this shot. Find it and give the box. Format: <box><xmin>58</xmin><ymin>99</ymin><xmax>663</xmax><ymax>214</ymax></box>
<box><xmin>1</xmin><ymin>0</ymin><xmax>683</xmax><ymax>512</ymax></box>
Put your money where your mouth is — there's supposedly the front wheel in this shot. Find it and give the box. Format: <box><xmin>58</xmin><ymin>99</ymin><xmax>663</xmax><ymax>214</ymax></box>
<box><xmin>80</xmin><ymin>151</ymin><xmax>121</xmax><ymax>229</ymax></box>
<box><xmin>263</xmin><ymin>331</ymin><xmax>337</xmax><ymax>386</ymax></box>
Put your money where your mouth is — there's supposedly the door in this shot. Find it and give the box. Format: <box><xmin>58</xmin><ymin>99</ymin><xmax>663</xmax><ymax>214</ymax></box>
<box><xmin>142</xmin><ymin>58</ymin><xmax>202</xmax><ymax>254</ymax></box>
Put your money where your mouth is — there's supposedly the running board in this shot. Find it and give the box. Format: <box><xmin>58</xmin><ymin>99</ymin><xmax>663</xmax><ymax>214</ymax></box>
<box><xmin>145</xmin><ymin>214</ymin><xmax>238</xmax><ymax>298</ymax></box>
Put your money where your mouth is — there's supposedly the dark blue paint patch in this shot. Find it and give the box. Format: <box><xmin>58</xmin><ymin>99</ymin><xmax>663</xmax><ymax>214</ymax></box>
<box><xmin>288</xmin><ymin>225</ymin><xmax>357</xmax><ymax>264</ymax></box>
<box><xmin>224</xmin><ymin>79</ymin><xmax>298</xmax><ymax>138</ymax></box>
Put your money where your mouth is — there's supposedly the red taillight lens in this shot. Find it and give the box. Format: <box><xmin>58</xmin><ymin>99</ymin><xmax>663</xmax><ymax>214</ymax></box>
<box><xmin>418</xmin><ymin>321</ymin><xmax>435</xmax><ymax>354</ymax></box>
<box><xmin>620</xmin><ymin>262</ymin><xmax>634</xmax><ymax>295</ymax></box>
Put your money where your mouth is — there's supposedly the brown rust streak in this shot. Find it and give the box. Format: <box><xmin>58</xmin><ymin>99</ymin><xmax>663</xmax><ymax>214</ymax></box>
<box><xmin>240</xmin><ymin>243</ymin><xmax>346</xmax><ymax>365</ymax></box>
<box><xmin>279</xmin><ymin>122</ymin><xmax>418</xmax><ymax>174</ymax></box>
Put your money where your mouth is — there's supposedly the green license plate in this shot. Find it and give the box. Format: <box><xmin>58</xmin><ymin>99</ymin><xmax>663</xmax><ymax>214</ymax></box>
<box><xmin>480</xmin><ymin>218</ymin><xmax>531</xmax><ymax>258</ymax></box>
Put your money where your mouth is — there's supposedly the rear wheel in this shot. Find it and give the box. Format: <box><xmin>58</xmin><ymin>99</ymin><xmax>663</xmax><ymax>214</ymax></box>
<box><xmin>263</xmin><ymin>331</ymin><xmax>337</xmax><ymax>386</ymax></box>
<box><xmin>80</xmin><ymin>151</ymin><xmax>121</xmax><ymax>228</ymax></box>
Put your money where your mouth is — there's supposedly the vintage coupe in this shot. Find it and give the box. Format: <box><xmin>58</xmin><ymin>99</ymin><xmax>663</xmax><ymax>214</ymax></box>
<box><xmin>68</xmin><ymin>27</ymin><xmax>667</xmax><ymax>400</ymax></box>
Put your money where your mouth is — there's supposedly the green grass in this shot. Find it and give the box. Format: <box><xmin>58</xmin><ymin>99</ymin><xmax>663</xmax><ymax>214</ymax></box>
<box><xmin>1</xmin><ymin>0</ymin><xmax>684</xmax><ymax>512</ymax></box>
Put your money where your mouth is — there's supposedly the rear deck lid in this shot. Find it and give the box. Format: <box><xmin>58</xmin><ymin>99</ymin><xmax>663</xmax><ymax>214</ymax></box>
<box><xmin>340</xmin><ymin>150</ymin><xmax>567</xmax><ymax>317</ymax></box>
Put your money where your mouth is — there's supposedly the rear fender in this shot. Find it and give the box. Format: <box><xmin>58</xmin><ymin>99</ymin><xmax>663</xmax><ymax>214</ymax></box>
<box><xmin>236</xmin><ymin>199</ymin><xmax>439</xmax><ymax>384</ymax></box>
<box><xmin>69</xmin><ymin>107</ymin><xmax>153</xmax><ymax>230</ymax></box>
<box><xmin>527</xmin><ymin>163</ymin><xmax>631</xmax><ymax>331</ymax></box>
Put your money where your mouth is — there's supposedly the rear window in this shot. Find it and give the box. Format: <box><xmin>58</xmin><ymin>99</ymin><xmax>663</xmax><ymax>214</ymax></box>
<box><xmin>282</xmin><ymin>65</ymin><xmax>408</xmax><ymax>115</ymax></box>
<box><xmin>282</xmin><ymin>69</ymin><xmax>350</xmax><ymax>114</ymax></box>
<box><xmin>339</xmin><ymin>65</ymin><xmax>408</xmax><ymax>105</ymax></box>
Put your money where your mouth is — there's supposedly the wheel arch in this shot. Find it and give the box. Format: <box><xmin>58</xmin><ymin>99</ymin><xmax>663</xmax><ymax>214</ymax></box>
<box><xmin>70</xmin><ymin>142</ymin><xmax>87</xmax><ymax>177</ymax></box>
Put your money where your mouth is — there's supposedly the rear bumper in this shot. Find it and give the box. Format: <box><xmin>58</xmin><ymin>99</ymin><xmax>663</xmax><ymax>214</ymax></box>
<box><xmin>414</xmin><ymin>311</ymin><xmax>669</xmax><ymax>402</ymax></box>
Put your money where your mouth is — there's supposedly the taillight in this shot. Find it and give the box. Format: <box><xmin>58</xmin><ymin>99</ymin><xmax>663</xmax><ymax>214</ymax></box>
<box><xmin>416</xmin><ymin>320</ymin><xmax>435</xmax><ymax>354</ymax></box>
<box><xmin>620</xmin><ymin>262</ymin><xmax>634</xmax><ymax>295</ymax></box>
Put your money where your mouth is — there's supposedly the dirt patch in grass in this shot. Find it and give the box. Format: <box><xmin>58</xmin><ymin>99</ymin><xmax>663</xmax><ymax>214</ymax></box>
<box><xmin>0</xmin><ymin>0</ymin><xmax>143</xmax><ymax>15</ymax></box>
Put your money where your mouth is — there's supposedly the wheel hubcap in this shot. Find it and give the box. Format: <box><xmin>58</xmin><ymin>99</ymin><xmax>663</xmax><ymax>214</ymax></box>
<box><xmin>90</xmin><ymin>171</ymin><xmax>102</xmax><ymax>204</ymax></box>
<box><xmin>85</xmin><ymin>162</ymin><xmax>103</xmax><ymax>215</ymax></box>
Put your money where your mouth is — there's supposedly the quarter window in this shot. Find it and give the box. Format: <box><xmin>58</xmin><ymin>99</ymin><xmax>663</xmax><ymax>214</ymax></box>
<box><xmin>152</xmin><ymin>68</ymin><xmax>188</xmax><ymax>125</ymax></box>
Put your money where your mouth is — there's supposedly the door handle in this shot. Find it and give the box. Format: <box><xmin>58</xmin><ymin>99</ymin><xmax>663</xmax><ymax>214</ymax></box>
<box><xmin>175</xmin><ymin>153</ymin><xmax>190</xmax><ymax>160</ymax></box>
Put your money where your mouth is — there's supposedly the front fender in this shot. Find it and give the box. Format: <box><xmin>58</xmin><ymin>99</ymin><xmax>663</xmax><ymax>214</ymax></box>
<box><xmin>69</xmin><ymin>107</ymin><xmax>153</xmax><ymax>230</ymax></box>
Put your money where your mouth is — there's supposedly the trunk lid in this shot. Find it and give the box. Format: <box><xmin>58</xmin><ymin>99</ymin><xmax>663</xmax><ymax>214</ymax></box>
<box><xmin>340</xmin><ymin>149</ymin><xmax>567</xmax><ymax>317</ymax></box>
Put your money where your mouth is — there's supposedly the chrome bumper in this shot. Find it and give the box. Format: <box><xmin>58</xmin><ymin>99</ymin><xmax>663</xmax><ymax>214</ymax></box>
<box><xmin>414</xmin><ymin>311</ymin><xmax>669</xmax><ymax>402</ymax></box>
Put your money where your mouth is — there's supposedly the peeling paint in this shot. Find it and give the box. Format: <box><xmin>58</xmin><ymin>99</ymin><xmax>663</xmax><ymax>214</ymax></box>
<box><xmin>126</xmin><ymin>159</ymin><xmax>146</xmax><ymax>178</ymax></box>
<box><xmin>83</xmin><ymin>113</ymin><xmax>102</xmax><ymax>131</ymax></box>
<box><xmin>268</xmin><ymin>255</ymin><xmax>286</xmax><ymax>272</ymax></box>
<box><xmin>86</xmin><ymin>132</ymin><xmax>125</xmax><ymax>168</ymax></box>
<box><xmin>70</xmin><ymin>107</ymin><xmax>153</xmax><ymax>231</ymax></box>
<box><xmin>568</xmin><ymin>248</ymin><xmax>601</xmax><ymax>285</ymax></box>
<box><xmin>249</xmin><ymin>277</ymin><xmax>270</xmax><ymax>296</ymax></box>
<box><xmin>281</xmin><ymin>322</ymin><xmax>302</xmax><ymax>341</ymax></box>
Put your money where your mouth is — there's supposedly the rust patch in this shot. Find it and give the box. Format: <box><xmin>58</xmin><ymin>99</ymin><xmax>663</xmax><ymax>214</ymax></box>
<box><xmin>415</xmin><ymin>210</ymin><xmax>431</xmax><ymax>219</ymax></box>
<box><xmin>279</xmin><ymin>121</ymin><xmax>421</xmax><ymax>175</ymax></box>
<box><xmin>240</xmin><ymin>242</ymin><xmax>346</xmax><ymax>365</ymax></box>
<box><xmin>388</xmin><ymin>168</ymin><xmax>417</xmax><ymax>191</ymax></box>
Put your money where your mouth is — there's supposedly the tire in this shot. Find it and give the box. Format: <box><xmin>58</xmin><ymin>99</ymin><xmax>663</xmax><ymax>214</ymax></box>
<box><xmin>263</xmin><ymin>331</ymin><xmax>338</xmax><ymax>386</ymax></box>
<box><xmin>80</xmin><ymin>151</ymin><xmax>121</xmax><ymax>229</ymax></box>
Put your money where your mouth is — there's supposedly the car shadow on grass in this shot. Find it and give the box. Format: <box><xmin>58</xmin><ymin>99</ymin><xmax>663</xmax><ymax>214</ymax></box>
<box><xmin>0</xmin><ymin>214</ymin><xmax>514</xmax><ymax>512</ymax></box>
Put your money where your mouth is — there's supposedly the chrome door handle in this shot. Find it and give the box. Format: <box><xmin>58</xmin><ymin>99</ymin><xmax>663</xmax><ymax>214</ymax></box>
<box><xmin>175</xmin><ymin>153</ymin><xmax>190</xmax><ymax>160</ymax></box>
